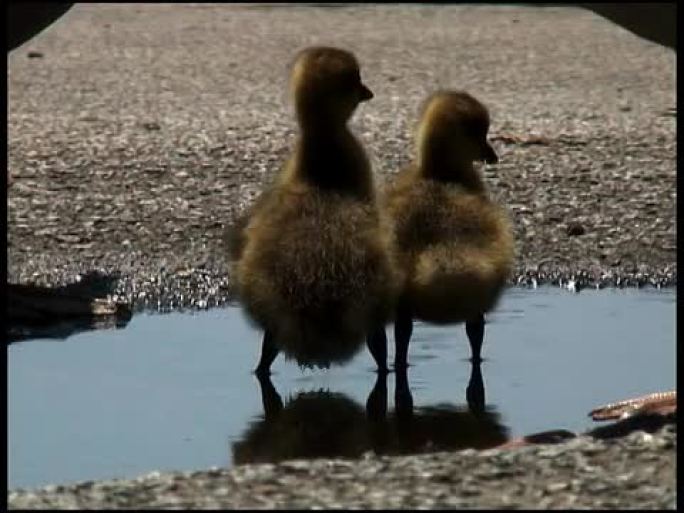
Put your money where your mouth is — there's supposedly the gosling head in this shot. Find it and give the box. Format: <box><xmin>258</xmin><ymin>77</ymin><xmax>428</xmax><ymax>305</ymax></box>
<box><xmin>416</xmin><ymin>91</ymin><xmax>498</xmax><ymax>175</ymax></box>
<box><xmin>290</xmin><ymin>46</ymin><xmax>373</xmax><ymax>127</ymax></box>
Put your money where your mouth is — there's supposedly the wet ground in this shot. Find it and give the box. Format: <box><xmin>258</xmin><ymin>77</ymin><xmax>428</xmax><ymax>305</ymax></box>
<box><xmin>8</xmin><ymin>286</ymin><xmax>675</xmax><ymax>490</ymax></box>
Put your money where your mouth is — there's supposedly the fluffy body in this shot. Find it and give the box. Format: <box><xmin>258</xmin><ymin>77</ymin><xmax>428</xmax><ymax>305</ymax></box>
<box><xmin>384</xmin><ymin>91</ymin><xmax>514</xmax><ymax>328</ymax></box>
<box><xmin>232</xmin><ymin>47</ymin><xmax>399</xmax><ymax>369</ymax></box>
<box><xmin>384</xmin><ymin>165</ymin><xmax>513</xmax><ymax>323</ymax></box>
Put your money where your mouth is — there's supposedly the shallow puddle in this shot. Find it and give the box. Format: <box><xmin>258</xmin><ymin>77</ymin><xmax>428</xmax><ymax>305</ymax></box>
<box><xmin>8</xmin><ymin>287</ymin><xmax>675</xmax><ymax>489</ymax></box>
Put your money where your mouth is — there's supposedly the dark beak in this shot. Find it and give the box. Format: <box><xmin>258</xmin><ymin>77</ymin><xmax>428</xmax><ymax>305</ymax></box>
<box><xmin>359</xmin><ymin>83</ymin><xmax>374</xmax><ymax>102</ymax></box>
<box><xmin>482</xmin><ymin>141</ymin><xmax>498</xmax><ymax>164</ymax></box>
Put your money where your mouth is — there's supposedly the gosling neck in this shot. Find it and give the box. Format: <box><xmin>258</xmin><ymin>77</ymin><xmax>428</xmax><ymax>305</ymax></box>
<box><xmin>296</xmin><ymin>105</ymin><xmax>350</xmax><ymax>136</ymax></box>
<box><xmin>417</xmin><ymin>139</ymin><xmax>485</xmax><ymax>192</ymax></box>
<box><xmin>291</xmin><ymin>112</ymin><xmax>373</xmax><ymax>200</ymax></box>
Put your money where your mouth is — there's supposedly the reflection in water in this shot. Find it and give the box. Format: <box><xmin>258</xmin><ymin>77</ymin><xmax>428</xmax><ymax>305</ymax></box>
<box><xmin>232</xmin><ymin>363</ymin><xmax>509</xmax><ymax>464</ymax></box>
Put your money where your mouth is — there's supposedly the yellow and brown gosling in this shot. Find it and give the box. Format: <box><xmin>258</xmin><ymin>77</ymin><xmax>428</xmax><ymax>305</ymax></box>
<box><xmin>383</xmin><ymin>90</ymin><xmax>514</xmax><ymax>367</ymax></box>
<box><xmin>231</xmin><ymin>46</ymin><xmax>399</xmax><ymax>374</ymax></box>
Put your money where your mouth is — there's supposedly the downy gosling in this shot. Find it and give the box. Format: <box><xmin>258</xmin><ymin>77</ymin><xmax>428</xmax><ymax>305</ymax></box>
<box><xmin>382</xmin><ymin>90</ymin><xmax>514</xmax><ymax>368</ymax></box>
<box><xmin>231</xmin><ymin>46</ymin><xmax>399</xmax><ymax>375</ymax></box>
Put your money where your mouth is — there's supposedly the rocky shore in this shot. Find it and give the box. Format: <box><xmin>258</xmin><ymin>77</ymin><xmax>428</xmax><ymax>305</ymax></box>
<box><xmin>8</xmin><ymin>426</ymin><xmax>676</xmax><ymax>509</ymax></box>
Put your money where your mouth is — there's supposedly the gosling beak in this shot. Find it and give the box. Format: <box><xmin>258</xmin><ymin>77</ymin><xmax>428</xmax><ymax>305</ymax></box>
<box><xmin>359</xmin><ymin>83</ymin><xmax>374</xmax><ymax>102</ymax></box>
<box><xmin>482</xmin><ymin>141</ymin><xmax>498</xmax><ymax>164</ymax></box>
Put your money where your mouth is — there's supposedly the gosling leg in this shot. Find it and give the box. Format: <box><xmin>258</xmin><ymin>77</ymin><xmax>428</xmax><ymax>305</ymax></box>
<box><xmin>255</xmin><ymin>370</ymin><xmax>283</xmax><ymax>420</ymax></box>
<box><xmin>254</xmin><ymin>329</ymin><xmax>279</xmax><ymax>377</ymax></box>
<box><xmin>366</xmin><ymin>369</ymin><xmax>388</xmax><ymax>421</ymax></box>
<box><xmin>394</xmin><ymin>306</ymin><xmax>413</xmax><ymax>371</ymax></box>
<box><xmin>394</xmin><ymin>366</ymin><xmax>414</xmax><ymax>419</ymax></box>
<box><xmin>466</xmin><ymin>360</ymin><xmax>486</xmax><ymax>414</ymax></box>
<box><xmin>465</xmin><ymin>312</ymin><xmax>485</xmax><ymax>363</ymax></box>
<box><xmin>366</xmin><ymin>325</ymin><xmax>388</xmax><ymax>374</ymax></box>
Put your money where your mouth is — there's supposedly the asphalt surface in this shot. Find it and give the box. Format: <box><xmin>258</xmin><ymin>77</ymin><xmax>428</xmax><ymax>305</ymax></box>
<box><xmin>7</xmin><ymin>3</ymin><xmax>676</xmax><ymax>312</ymax></box>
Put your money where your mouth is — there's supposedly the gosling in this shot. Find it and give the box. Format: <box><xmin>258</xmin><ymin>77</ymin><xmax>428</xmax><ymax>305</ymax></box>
<box><xmin>382</xmin><ymin>91</ymin><xmax>514</xmax><ymax>368</ymax></box>
<box><xmin>232</xmin><ymin>46</ymin><xmax>399</xmax><ymax>374</ymax></box>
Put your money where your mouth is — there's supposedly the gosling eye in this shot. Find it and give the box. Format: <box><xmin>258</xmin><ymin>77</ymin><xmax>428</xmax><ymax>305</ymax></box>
<box><xmin>338</xmin><ymin>70</ymin><xmax>361</xmax><ymax>90</ymax></box>
<box><xmin>462</xmin><ymin>121</ymin><xmax>486</xmax><ymax>140</ymax></box>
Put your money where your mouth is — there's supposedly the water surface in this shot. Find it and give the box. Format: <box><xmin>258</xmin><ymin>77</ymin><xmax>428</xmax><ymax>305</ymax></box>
<box><xmin>8</xmin><ymin>286</ymin><xmax>675</xmax><ymax>489</ymax></box>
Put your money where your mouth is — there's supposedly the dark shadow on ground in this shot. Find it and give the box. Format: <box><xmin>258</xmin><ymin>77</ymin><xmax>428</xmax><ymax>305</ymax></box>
<box><xmin>7</xmin><ymin>271</ymin><xmax>132</xmax><ymax>344</ymax></box>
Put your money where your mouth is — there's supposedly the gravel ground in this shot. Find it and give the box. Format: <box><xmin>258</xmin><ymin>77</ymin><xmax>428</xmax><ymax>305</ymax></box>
<box><xmin>8</xmin><ymin>426</ymin><xmax>676</xmax><ymax>509</ymax></box>
<box><xmin>7</xmin><ymin>3</ymin><xmax>676</xmax><ymax>313</ymax></box>
<box><xmin>7</xmin><ymin>4</ymin><xmax>677</xmax><ymax>509</ymax></box>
